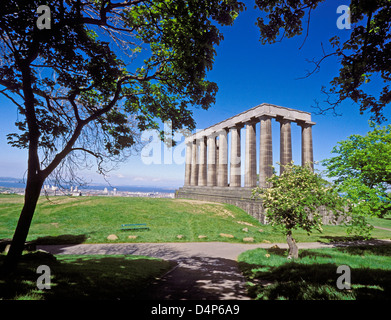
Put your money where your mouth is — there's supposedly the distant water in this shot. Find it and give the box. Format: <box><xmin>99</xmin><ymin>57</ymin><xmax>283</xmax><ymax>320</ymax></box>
<box><xmin>0</xmin><ymin>181</ymin><xmax>176</xmax><ymax>193</ymax></box>
<box><xmin>87</xmin><ymin>185</ymin><xmax>177</xmax><ymax>193</ymax></box>
<box><xmin>0</xmin><ymin>181</ymin><xmax>26</xmax><ymax>189</ymax></box>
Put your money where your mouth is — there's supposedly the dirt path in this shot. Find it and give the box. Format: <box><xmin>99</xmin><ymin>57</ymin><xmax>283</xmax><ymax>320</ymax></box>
<box><xmin>38</xmin><ymin>239</ymin><xmax>391</xmax><ymax>300</ymax></box>
<box><xmin>136</xmin><ymin>256</ymin><xmax>251</xmax><ymax>300</ymax></box>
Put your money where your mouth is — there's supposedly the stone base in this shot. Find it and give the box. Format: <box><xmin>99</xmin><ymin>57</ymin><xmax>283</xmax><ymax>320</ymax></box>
<box><xmin>175</xmin><ymin>186</ymin><xmax>267</xmax><ymax>224</ymax></box>
<box><xmin>175</xmin><ymin>187</ymin><xmax>346</xmax><ymax>226</ymax></box>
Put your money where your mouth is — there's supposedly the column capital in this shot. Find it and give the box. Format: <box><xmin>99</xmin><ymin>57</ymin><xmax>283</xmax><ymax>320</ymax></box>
<box><xmin>196</xmin><ymin>135</ymin><xmax>207</xmax><ymax>142</ymax></box>
<box><xmin>228</xmin><ymin>123</ymin><xmax>244</xmax><ymax>130</ymax></box>
<box><xmin>297</xmin><ymin>120</ymin><xmax>316</xmax><ymax>128</ymax></box>
<box><xmin>244</xmin><ymin>118</ymin><xmax>258</xmax><ymax>126</ymax></box>
<box><xmin>207</xmin><ymin>134</ymin><xmax>216</xmax><ymax>141</ymax></box>
<box><xmin>216</xmin><ymin>127</ymin><xmax>229</xmax><ymax>135</ymax></box>
<box><xmin>258</xmin><ymin>114</ymin><xmax>273</xmax><ymax>121</ymax></box>
<box><xmin>185</xmin><ymin>136</ymin><xmax>195</xmax><ymax>144</ymax></box>
<box><xmin>207</xmin><ymin>131</ymin><xmax>219</xmax><ymax>140</ymax></box>
<box><xmin>276</xmin><ymin>116</ymin><xmax>295</xmax><ymax>124</ymax></box>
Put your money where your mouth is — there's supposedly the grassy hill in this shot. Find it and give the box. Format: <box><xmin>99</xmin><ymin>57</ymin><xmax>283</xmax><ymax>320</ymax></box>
<box><xmin>1</xmin><ymin>194</ymin><xmax>390</xmax><ymax>301</ymax></box>
<box><xmin>0</xmin><ymin>194</ymin><xmax>390</xmax><ymax>245</ymax></box>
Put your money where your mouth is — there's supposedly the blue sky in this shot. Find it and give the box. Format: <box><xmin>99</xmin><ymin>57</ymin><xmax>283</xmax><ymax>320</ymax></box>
<box><xmin>0</xmin><ymin>0</ymin><xmax>390</xmax><ymax>189</ymax></box>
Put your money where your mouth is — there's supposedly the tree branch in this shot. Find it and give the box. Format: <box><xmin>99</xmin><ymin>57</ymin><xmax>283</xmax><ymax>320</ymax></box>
<box><xmin>0</xmin><ymin>89</ymin><xmax>23</xmax><ymax>109</ymax></box>
<box><xmin>299</xmin><ymin>7</ymin><xmax>312</xmax><ymax>50</ymax></box>
<box><xmin>68</xmin><ymin>92</ymin><xmax>82</xmax><ymax>123</ymax></box>
<box><xmin>70</xmin><ymin>147</ymin><xmax>104</xmax><ymax>161</ymax></box>
<box><xmin>296</xmin><ymin>43</ymin><xmax>337</xmax><ymax>80</ymax></box>
<box><xmin>40</xmin><ymin>74</ymin><xmax>131</xmax><ymax>179</ymax></box>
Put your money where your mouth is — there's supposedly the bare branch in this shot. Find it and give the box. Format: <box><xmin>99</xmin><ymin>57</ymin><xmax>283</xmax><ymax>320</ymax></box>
<box><xmin>299</xmin><ymin>7</ymin><xmax>312</xmax><ymax>50</ymax></box>
<box><xmin>311</xmin><ymin>85</ymin><xmax>344</xmax><ymax>118</ymax></box>
<box><xmin>0</xmin><ymin>89</ymin><xmax>23</xmax><ymax>109</ymax></box>
<box><xmin>70</xmin><ymin>147</ymin><xmax>104</xmax><ymax>160</ymax></box>
<box><xmin>296</xmin><ymin>45</ymin><xmax>337</xmax><ymax>80</ymax></box>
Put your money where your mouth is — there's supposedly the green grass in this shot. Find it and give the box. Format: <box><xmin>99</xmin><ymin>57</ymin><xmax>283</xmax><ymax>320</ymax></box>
<box><xmin>367</xmin><ymin>216</ymin><xmax>391</xmax><ymax>229</ymax></box>
<box><xmin>238</xmin><ymin>244</ymin><xmax>391</xmax><ymax>300</ymax></box>
<box><xmin>1</xmin><ymin>194</ymin><xmax>390</xmax><ymax>301</ymax></box>
<box><xmin>0</xmin><ymin>194</ymin><xmax>390</xmax><ymax>245</ymax></box>
<box><xmin>0</xmin><ymin>251</ymin><xmax>174</xmax><ymax>300</ymax></box>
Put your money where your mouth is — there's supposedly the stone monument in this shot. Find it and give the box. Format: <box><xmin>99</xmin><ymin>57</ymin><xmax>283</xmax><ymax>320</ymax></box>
<box><xmin>176</xmin><ymin>103</ymin><xmax>315</xmax><ymax>223</ymax></box>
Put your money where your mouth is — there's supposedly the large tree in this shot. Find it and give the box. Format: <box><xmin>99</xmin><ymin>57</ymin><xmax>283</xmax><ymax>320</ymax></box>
<box><xmin>322</xmin><ymin>122</ymin><xmax>391</xmax><ymax>224</ymax></box>
<box><xmin>0</xmin><ymin>0</ymin><xmax>244</xmax><ymax>273</ymax></box>
<box><xmin>254</xmin><ymin>0</ymin><xmax>391</xmax><ymax>123</ymax></box>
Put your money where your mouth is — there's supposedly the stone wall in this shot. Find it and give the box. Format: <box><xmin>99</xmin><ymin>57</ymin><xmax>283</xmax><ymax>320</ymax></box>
<box><xmin>176</xmin><ymin>186</ymin><xmax>266</xmax><ymax>223</ymax></box>
<box><xmin>175</xmin><ymin>187</ymin><xmax>347</xmax><ymax>226</ymax></box>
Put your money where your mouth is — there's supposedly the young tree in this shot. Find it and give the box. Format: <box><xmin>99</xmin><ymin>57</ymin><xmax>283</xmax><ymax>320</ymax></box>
<box><xmin>0</xmin><ymin>0</ymin><xmax>244</xmax><ymax>273</ymax></box>
<box><xmin>322</xmin><ymin>122</ymin><xmax>391</xmax><ymax>230</ymax></box>
<box><xmin>252</xmin><ymin>163</ymin><xmax>346</xmax><ymax>259</ymax></box>
<box><xmin>254</xmin><ymin>0</ymin><xmax>391</xmax><ymax>123</ymax></box>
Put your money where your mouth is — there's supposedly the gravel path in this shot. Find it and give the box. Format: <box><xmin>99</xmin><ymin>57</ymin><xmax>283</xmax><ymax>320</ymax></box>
<box><xmin>38</xmin><ymin>239</ymin><xmax>391</xmax><ymax>300</ymax></box>
<box><xmin>38</xmin><ymin>239</ymin><xmax>391</xmax><ymax>259</ymax></box>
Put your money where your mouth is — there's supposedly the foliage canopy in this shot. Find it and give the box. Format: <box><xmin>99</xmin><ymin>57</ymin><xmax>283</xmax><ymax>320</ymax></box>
<box><xmin>255</xmin><ymin>0</ymin><xmax>391</xmax><ymax>123</ymax></box>
<box><xmin>322</xmin><ymin>122</ymin><xmax>391</xmax><ymax>221</ymax></box>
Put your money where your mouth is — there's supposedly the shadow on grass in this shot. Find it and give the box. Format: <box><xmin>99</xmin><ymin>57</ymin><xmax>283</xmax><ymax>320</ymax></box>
<box><xmin>264</xmin><ymin>246</ymin><xmax>333</xmax><ymax>259</ymax></box>
<box><xmin>240</xmin><ymin>260</ymin><xmax>391</xmax><ymax>300</ymax></box>
<box><xmin>299</xmin><ymin>250</ymin><xmax>333</xmax><ymax>259</ymax></box>
<box><xmin>265</xmin><ymin>246</ymin><xmax>287</xmax><ymax>257</ymax></box>
<box><xmin>136</xmin><ymin>256</ymin><xmax>250</xmax><ymax>300</ymax></box>
<box><xmin>34</xmin><ymin>234</ymin><xmax>88</xmax><ymax>245</ymax></box>
<box><xmin>333</xmin><ymin>244</ymin><xmax>391</xmax><ymax>257</ymax></box>
<box><xmin>239</xmin><ymin>245</ymin><xmax>391</xmax><ymax>300</ymax></box>
<box><xmin>319</xmin><ymin>235</ymin><xmax>368</xmax><ymax>243</ymax></box>
<box><xmin>1</xmin><ymin>235</ymin><xmax>88</xmax><ymax>254</ymax></box>
<box><xmin>0</xmin><ymin>252</ymin><xmax>174</xmax><ymax>300</ymax></box>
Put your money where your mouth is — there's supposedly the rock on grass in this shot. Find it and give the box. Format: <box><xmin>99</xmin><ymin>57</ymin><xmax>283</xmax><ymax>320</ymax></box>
<box><xmin>219</xmin><ymin>233</ymin><xmax>234</xmax><ymax>238</ymax></box>
<box><xmin>107</xmin><ymin>234</ymin><xmax>118</xmax><ymax>241</ymax></box>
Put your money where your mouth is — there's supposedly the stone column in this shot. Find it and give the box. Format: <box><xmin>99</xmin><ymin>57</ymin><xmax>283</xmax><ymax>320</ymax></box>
<box><xmin>229</xmin><ymin>126</ymin><xmax>241</xmax><ymax>187</ymax></box>
<box><xmin>245</xmin><ymin>121</ymin><xmax>257</xmax><ymax>188</ymax></box>
<box><xmin>259</xmin><ymin>116</ymin><xmax>273</xmax><ymax>188</ymax></box>
<box><xmin>301</xmin><ymin>122</ymin><xmax>314</xmax><ymax>170</ymax></box>
<box><xmin>217</xmin><ymin>129</ymin><xmax>228</xmax><ymax>187</ymax></box>
<box><xmin>190</xmin><ymin>139</ymin><xmax>198</xmax><ymax>186</ymax></box>
<box><xmin>198</xmin><ymin>137</ymin><xmax>207</xmax><ymax>186</ymax></box>
<box><xmin>216</xmin><ymin>139</ymin><xmax>219</xmax><ymax>175</ymax></box>
<box><xmin>184</xmin><ymin>140</ymin><xmax>192</xmax><ymax>186</ymax></box>
<box><xmin>279</xmin><ymin>118</ymin><xmax>292</xmax><ymax>175</ymax></box>
<box><xmin>207</xmin><ymin>135</ymin><xmax>217</xmax><ymax>187</ymax></box>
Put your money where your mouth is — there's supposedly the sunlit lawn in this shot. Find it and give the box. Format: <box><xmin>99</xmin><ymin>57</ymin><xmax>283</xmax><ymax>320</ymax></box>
<box><xmin>0</xmin><ymin>194</ymin><xmax>390</xmax><ymax>245</ymax></box>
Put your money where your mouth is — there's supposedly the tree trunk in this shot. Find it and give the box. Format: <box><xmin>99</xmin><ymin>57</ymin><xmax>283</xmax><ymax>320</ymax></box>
<box><xmin>286</xmin><ymin>231</ymin><xmax>299</xmax><ymax>259</ymax></box>
<box><xmin>1</xmin><ymin>173</ymin><xmax>43</xmax><ymax>274</ymax></box>
<box><xmin>0</xmin><ymin>60</ymin><xmax>45</xmax><ymax>274</ymax></box>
